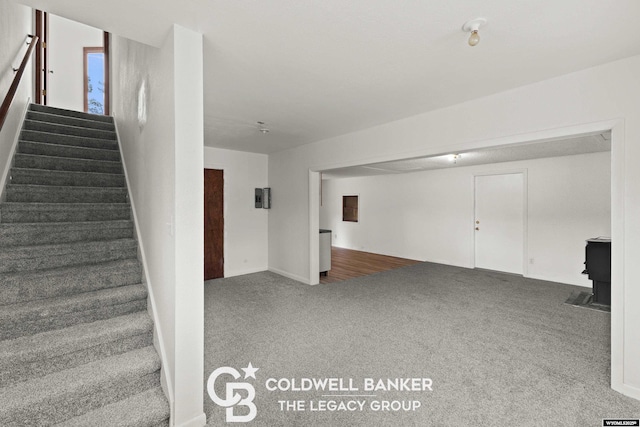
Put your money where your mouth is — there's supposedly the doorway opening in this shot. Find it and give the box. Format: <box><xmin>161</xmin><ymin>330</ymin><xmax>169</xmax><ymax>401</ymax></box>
<box><xmin>34</xmin><ymin>10</ymin><xmax>110</xmax><ymax>114</ymax></box>
<box><xmin>83</xmin><ymin>47</ymin><xmax>105</xmax><ymax>114</ymax></box>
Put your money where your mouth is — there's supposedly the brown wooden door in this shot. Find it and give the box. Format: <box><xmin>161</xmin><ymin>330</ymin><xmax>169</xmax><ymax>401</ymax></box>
<box><xmin>204</xmin><ymin>169</ymin><xmax>224</xmax><ymax>280</ymax></box>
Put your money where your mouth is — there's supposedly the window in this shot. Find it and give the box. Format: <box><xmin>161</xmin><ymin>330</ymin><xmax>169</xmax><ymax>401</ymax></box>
<box><xmin>342</xmin><ymin>195</ymin><xmax>359</xmax><ymax>222</ymax></box>
<box><xmin>83</xmin><ymin>47</ymin><xmax>105</xmax><ymax>114</ymax></box>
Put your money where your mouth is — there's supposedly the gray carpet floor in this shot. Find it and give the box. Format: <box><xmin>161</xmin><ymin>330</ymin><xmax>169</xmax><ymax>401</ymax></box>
<box><xmin>203</xmin><ymin>262</ymin><xmax>640</xmax><ymax>426</ymax></box>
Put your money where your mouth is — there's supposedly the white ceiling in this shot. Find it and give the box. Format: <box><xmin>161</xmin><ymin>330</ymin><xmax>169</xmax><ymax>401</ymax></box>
<box><xmin>13</xmin><ymin>0</ymin><xmax>640</xmax><ymax>154</ymax></box>
<box><xmin>322</xmin><ymin>132</ymin><xmax>611</xmax><ymax>179</ymax></box>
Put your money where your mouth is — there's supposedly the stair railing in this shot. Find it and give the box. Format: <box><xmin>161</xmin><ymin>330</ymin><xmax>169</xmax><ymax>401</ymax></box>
<box><xmin>0</xmin><ymin>34</ymin><xmax>39</xmax><ymax>132</ymax></box>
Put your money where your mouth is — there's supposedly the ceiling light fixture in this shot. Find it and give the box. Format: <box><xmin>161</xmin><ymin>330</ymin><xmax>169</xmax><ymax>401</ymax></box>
<box><xmin>257</xmin><ymin>121</ymin><xmax>269</xmax><ymax>134</ymax></box>
<box><xmin>462</xmin><ymin>18</ymin><xmax>487</xmax><ymax>47</ymax></box>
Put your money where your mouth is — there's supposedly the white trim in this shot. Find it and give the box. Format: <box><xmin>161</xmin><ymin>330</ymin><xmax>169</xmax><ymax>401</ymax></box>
<box><xmin>308</xmin><ymin>120</ymin><xmax>616</xmax><ymax>173</ymax></box>
<box><xmin>112</xmin><ymin>120</ymin><xmax>175</xmax><ymax>416</ymax></box>
<box><xmin>223</xmin><ymin>266</ymin><xmax>269</xmax><ymax>278</ymax></box>
<box><xmin>269</xmin><ymin>266</ymin><xmax>312</xmax><ymax>285</ymax></box>
<box><xmin>609</xmin><ymin>119</ymin><xmax>625</xmax><ymax>397</ymax></box>
<box><xmin>526</xmin><ymin>274</ymin><xmax>592</xmax><ymax>289</ymax></box>
<box><xmin>175</xmin><ymin>412</ymin><xmax>206</xmax><ymax>427</ymax></box>
<box><xmin>0</xmin><ymin>98</ymin><xmax>30</xmax><ymax>203</ymax></box>
<box><xmin>309</xmin><ymin>170</ymin><xmax>320</xmax><ymax>285</ymax></box>
<box><xmin>613</xmin><ymin>383</ymin><xmax>640</xmax><ymax>402</ymax></box>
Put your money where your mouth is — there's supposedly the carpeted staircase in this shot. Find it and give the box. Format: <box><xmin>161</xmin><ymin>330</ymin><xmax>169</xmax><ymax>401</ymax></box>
<box><xmin>0</xmin><ymin>104</ymin><xmax>170</xmax><ymax>426</ymax></box>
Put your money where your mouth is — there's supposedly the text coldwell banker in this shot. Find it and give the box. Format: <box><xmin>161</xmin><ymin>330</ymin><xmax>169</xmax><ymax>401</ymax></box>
<box><xmin>265</xmin><ymin>377</ymin><xmax>433</xmax><ymax>392</ymax></box>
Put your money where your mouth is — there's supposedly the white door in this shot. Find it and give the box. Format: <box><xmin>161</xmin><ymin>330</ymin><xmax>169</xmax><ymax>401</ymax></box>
<box><xmin>474</xmin><ymin>173</ymin><xmax>524</xmax><ymax>274</ymax></box>
<box><xmin>48</xmin><ymin>14</ymin><xmax>104</xmax><ymax>111</ymax></box>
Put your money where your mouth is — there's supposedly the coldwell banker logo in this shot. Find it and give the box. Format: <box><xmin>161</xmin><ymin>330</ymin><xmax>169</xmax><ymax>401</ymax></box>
<box><xmin>208</xmin><ymin>365</ymin><xmax>433</xmax><ymax>423</ymax></box>
<box><xmin>207</xmin><ymin>363</ymin><xmax>259</xmax><ymax>423</ymax></box>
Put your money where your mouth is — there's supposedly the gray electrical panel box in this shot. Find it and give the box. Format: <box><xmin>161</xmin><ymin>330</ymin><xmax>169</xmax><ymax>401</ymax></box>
<box><xmin>254</xmin><ymin>188</ymin><xmax>263</xmax><ymax>208</ymax></box>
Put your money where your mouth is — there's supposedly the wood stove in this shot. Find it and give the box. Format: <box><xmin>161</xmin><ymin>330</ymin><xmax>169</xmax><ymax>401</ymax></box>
<box><xmin>582</xmin><ymin>237</ymin><xmax>611</xmax><ymax>305</ymax></box>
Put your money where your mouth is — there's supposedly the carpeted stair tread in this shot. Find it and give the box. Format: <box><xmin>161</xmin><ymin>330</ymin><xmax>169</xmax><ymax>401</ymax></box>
<box><xmin>18</xmin><ymin>140</ymin><xmax>121</xmax><ymax>161</ymax></box>
<box><xmin>6</xmin><ymin>184</ymin><xmax>128</xmax><ymax>203</ymax></box>
<box><xmin>14</xmin><ymin>153</ymin><xmax>123</xmax><ymax>174</ymax></box>
<box><xmin>0</xmin><ymin>259</ymin><xmax>142</xmax><ymax>305</ymax></box>
<box><xmin>0</xmin><ymin>346</ymin><xmax>160</xmax><ymax>426</ymax></box>
<box><xmin>0</xmin><ymin>311</ymin><xmax>153</xmax><ymax>386</ymax></box>
<box><xmin>29</xmin><ymin>103</ymin><xmax>113</xmax><ymax>123</ymax></box>
<box><xmin>24</xmin><ymin>119</ymin><xmax>116</xmax><ymax>140</ymax></box>
<box><xmin>20</xmin><ymin>129</ymin><xmax>118</xmax><ymax>150</ymax></box>
<box><xmin>9</xmin><ymin>168</ymin><xmax>125</xmax><ymax>187</ymax></box>
<box><xmin>0</xmin><ymin>202</ymin><xmax>131</xmax><ymax>223</ymax></box>
<box><xmin>0</xmin><ymin>105</ymin><xmax>169</xmax><ymax>424</ymax></box>
<box><xmin>0</xmin><ymin>284</ymin><xmax>147</xmax><ymax>340</ymax></box>
<box><xmin>0</xmin><ymin>220</ymin><xmax>133</xmax><ymax>246</ymax></box>
<box><xmin>26</xmin><ymin>110</ymin><xmax>115</xmax><ymax>131</ymax></box>
<box><xmin>56</xmin><ymin>387</ymin><xmax>170</xmax><ymax>427</ymax></box>
<box><xmin>0</xmin><ymin>238</ymin><xmax>138</xmax><ymax>273</ymax></box>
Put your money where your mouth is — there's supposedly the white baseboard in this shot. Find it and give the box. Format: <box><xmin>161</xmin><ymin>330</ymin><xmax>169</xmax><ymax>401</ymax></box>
<box><xmin>612</xmin><ymin>382</ymin><xmax>640</xmax><ymax>402</ymax></box>
<box><xmin>525</xmin><ymin>273</ymin><xmax>591</xmax><ymax>289</ymax></box>
<box><xmin>175</xmin><ymin>412</ymin><xmax>206</xmax><ymax>427</ymax></box>
<box><xmin>224</xmin><ymin>266</ymin><xmax>268</xmax><ymax>278</ymax></box>
<box><xmin>268</xmin><ymin>267</ymin><xmax>311</xmax><ymax>285</ymax></box>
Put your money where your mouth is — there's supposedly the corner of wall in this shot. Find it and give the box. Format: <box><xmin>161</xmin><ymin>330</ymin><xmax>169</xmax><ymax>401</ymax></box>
<box><xmin>111</xmin><ymin>120</ymin><xmax>176</xmax><ymax>412</ymax></box>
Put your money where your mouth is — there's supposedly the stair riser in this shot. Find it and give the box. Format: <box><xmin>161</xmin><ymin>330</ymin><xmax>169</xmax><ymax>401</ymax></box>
<box><xmin>29</xmin><ymin>104</ymin><xmax>113</xmax><ymax>123</ymax></box>
<box><xmin>10</xmin><ymin>169</ymin><xmax>125</xmax><ymax>187</ymax></box>
<box><xmin>14</xmin><ymin>154</ymin><xmax>122</xmax><ymax>174</ymax></box>
<box><xmin>61</xmin><ymin>387</ymin><xmax>170</xmax><ymax>427</ymax></box>
<box><xmin>0</xmin><ymin>225</ymin><xmax>133</xmax><ymax>246</ymax></box>
<box><xmin>26</xmin><ymin>111</ymin><xmax>115</xmax><ymax>131</ymax></box>
<box><xmin>0</xmin><ymin>299</ymin><xmax>147</xmax><ymax>341</ymax></box>
<box><xmin>0</xmin><ymin>205</ymin><xmax>131</xmax><ymax>223</ymax></box>
<box><xmin>0</xmin><ymin>245</ymin><xmax>137</xmax><ymax>274</ymax></box>
<box><xmin>0</xmin><ymin>262</ymin><xmax>142</xmax><ymax>305</ymax></box>
<box><xmin>1</xmin><ymin>332</ymin><xmax>152</xmax><ymax>386</ymax></box>
<box><xmin>18</xmin><ymin>141</ymin><xmax>121</xmax><ymax>162</ymax></box>
<box><xmin>0</xmin><ymin>371</ymin><xmax>159</xmax><ymax>426</ymax></box>
<box><xmin>20</xmin><ymin>130</ymin><xmax>118</xmax><ymax>150</ymax></box>
<box><xmin>24</xmin><ymin>120</ymin><xmax>116</xmax><ymax>140</ymax></box>
<box><xmin>6</xmin><ymin>187</ymin><xmax>128</xmax><ymax>203</ymax></box>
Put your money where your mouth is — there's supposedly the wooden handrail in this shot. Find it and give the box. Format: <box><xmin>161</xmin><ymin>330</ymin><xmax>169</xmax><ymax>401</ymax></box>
<box><xmin>0</xmin><ymin>35</ymin><xmax>39</xmax><ymax>132</ymax></box>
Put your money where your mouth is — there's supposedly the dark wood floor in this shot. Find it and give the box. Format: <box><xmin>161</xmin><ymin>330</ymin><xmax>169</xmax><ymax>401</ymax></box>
<box><xmin>320</xmin><ymin>246</ymin><xmax>421</xmax><ymax>284</ymax></box>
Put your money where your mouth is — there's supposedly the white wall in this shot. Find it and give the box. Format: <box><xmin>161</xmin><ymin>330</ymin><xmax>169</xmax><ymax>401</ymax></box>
<box><xmin>0</xmin><ymin>1</ymin><xmax>32</xmax><ymax>195</ymax></box>
<box><xmin>320</xmin><ymin>152</ymin><xmax>611</xmax><ymax>287</ymax></box>
<box><xmin>172</xmin><ymin>25</ymin><xmax>204</xmax><ymax>427</ymax></box>
<box><xmin>204</xmin><ymin>147</ymin><xmax>268</xmax><ymax>277</ymax></box>
<box><xmin>268</xmin><ymin>54</ymin><xmax>640</xmax><ymax>400</ymax></box>
<box><xmin>48</xmin><ymin>14</ymin><xmax>103</xmax><ymax>112</ymax></box>
<box><xmin>111</xmin><ymin>25</ymin><xmax>205</xmax><ymax>427</ymax></box>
